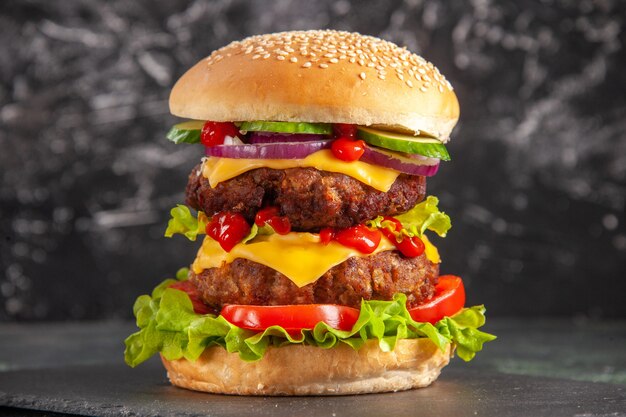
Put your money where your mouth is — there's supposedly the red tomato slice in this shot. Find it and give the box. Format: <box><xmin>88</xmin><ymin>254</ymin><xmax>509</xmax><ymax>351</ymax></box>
<box><xmin>408</xmin><ymin>275</ymin><xmax>465</xmax><ymax>324</ymax></box>
<box><xmin>220</xmin><ymin>304</ymin><xmax>360</xmax><ymax>333</ymax></box>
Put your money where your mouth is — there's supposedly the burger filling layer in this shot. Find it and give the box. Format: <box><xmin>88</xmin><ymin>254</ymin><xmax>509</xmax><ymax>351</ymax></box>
<box><xmin>186</xmin><ymin>165</ymin><xmax>426</xmax><ymax>232</ymax></box>
<box><xmin>190</xmin><ymin>249</ymin><xmax>438</xmax><ymax>310</ymax></box>
<box><xmin>201</xmin><ymin>149</ymin><xmax>401</xmax><ymax>192</ymax></box>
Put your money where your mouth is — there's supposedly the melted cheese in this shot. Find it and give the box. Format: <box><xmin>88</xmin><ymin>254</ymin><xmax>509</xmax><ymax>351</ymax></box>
<box><xmin>201</xmin><ymin>150</ymin><xmax>401</xmax><ymax>192</ymax></box>
<box><xmin>192</xmin><ymin>233</ymin><xmax>441</xmax><ymax>288</ymax></box>
<box><xmin>193</xmin><ymin>233</ymin><xmax>395</xmax><ymax>287</ymax></box>
<box><xmin>421</xmin><ymin>234</ymin><xmax>441</xmax><ymax>264</ymax></box>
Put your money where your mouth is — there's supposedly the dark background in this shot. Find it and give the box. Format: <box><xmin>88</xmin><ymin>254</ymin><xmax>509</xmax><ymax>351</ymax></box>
<box><xmin>0</xmin><ymin>0</ymin><xmax>624</xmax><ymax>321</ymax></box>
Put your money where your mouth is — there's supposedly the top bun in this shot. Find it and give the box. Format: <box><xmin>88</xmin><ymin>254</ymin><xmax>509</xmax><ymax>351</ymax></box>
<box><xmin>170</xmin><ymin>30</ymin><xmax>459</xmax><ymax>140</ymax></box>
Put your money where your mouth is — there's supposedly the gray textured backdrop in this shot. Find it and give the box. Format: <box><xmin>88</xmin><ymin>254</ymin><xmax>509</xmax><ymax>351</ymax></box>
<box><xmin>1</xmin><ymin>0</ymin><xmax>624</xmax><ymax>320</ymax></box>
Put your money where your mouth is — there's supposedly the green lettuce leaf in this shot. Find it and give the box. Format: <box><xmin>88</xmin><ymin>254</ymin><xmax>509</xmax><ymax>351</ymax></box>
<box><xmin>240</xmin><ymin>222</ymin><xmax>275</xmax><ymax>244</ymax></box>
<box><xmin>164</xmin><ymin>205</ymin><xmax>208</xmax><ymax>241</ymax></box>
<box><xmin>124</xmin><ymin>277</ymin><xmax>495</xmax><ymax>367</ymax></box>
<box><xmin>394</xmin><ymin>195</ymin><xmax>452</xmax><ymax>237</ymax></box>
<box><xmin>366</xmin><ymin>196</ymin><xmax>452</xmax><ymax>240</ymax></box>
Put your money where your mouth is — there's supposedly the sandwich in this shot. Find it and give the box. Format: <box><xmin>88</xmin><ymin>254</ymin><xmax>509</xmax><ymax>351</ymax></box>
<box><xmin>124</xmin><ymin>30</ymin><xmax>495</xmax><ymax>396</ymax></box>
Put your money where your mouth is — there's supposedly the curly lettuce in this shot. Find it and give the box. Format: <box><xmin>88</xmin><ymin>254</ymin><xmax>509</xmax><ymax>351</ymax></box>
<box><xmin>367</xmin><ymin>196</ymin><xmax>451</xmax><ymax>241</ymax></box>
<box><xmin>395</xmin><ymin>195</ymin><xmax>452</xmax><ymax>237</ymax></box>
<box><xmin>164</xmin><ymin>205</ymin><xmax>209</xmax><ymax>241</ymax></box>
<box><xmin>124</xmin><ymin>272</ymin><xmax>496</xmax><ymax>367</ymax></box>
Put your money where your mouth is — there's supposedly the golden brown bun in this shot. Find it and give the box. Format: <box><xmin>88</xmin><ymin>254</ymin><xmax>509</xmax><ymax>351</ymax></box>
<box><xmin>170</xmin><ymin>30</ymin><xmax>459</xmax><ymax>140</ymax></box>
<box><xmin>161</xmin><ymin>338</ymin><xmax>452</xmax><ymax>396</ymax></box>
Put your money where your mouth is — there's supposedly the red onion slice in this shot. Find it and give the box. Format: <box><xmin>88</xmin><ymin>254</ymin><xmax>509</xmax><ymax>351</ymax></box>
<box><xmin>205</xmin><ymin>141</ymin><xmax>332</xmax><ymax>159</ymax></box>
<box><xmin>361</xmin><ymin>145</ymin><xmax>440</xmax><ymax>176</ymax></box>
<box><xmin>248</xmin><ymin>132</ymin><xmax>326</xmax><ymax>144</ymax></box>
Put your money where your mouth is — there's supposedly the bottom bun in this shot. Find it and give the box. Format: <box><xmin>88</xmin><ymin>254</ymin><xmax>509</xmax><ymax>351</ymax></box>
<box><xmin>161</xmin><ymin>338</ymin><xmax>452</xmax><ymax>396</ymax></box>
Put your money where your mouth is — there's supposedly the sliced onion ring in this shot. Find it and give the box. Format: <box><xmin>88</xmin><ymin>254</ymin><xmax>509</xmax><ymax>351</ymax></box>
<box><xmin>248</xmin><ymin>132</ymin><xmax>326</xmax><ymax>144</ymax></box>
<box><xmin>361</xmin><ymin>145</ymin><xmax>440</xmax><ymax>176</ymax></box>
<box><xmin>205</xmin><ymin>141</ymin><xmax>332</xmax><ymax>159</ymax></box>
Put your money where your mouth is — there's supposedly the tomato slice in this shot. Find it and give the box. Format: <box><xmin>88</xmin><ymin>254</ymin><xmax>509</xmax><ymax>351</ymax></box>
<box><xmin>220</xmin><ymin>304</ymin><xmax>360</xmax><ymax>333</ymax></box>
<box><xmin>408</xmin><ymin>275</ymin><xmax>465</xmax><ymax>324</ymax></box>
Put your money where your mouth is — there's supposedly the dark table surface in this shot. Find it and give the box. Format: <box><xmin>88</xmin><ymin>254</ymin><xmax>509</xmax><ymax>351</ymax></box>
<box><xmin>0</xmin><ymin>318</ymin><xmax>625</xmax><ymax>416</ymax></box>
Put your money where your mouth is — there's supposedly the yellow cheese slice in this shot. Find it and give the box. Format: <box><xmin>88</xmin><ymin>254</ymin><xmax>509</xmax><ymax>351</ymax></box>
<box><xmin>201</xmin><ymin>150</ymin><xmax>401</xmax><ymax>192</ymax></box>
<box><xmin>192</xmin><ymin>232</ymin><xmax>441</xmax><ymax>288</ymax></box>
<box><xmin>193</xmin><ymin>233</ymin><xmax>395</xmax><ymax>287</ymax></box>
<box><xmin>421</xmin><ymin>234</ymin><xmax>441</xmax><ymax>264</ymax></box>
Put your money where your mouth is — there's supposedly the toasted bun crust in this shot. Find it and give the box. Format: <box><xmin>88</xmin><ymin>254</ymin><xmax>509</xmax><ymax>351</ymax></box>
<box><xmin>170</xmin><ymin>30</ymin><xmax>459</xmax><ymax>140</ymax></box>
<box><xmin>161</xmin><ymin>338</ymin><xmax>452</xmax><ymax>396</ymax></box>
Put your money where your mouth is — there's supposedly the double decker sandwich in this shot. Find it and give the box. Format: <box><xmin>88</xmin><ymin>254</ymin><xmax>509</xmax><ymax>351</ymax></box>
<box><xmin>125</xmin><ymin>30</ymin><xmax>495</xmax><ymax>396</ymax></box>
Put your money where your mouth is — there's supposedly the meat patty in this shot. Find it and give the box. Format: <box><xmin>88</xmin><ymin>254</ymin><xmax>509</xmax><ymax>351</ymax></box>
<box><xmin>189</xmin><ymin>250</ymin><xmax>439</xmax><ymax>309</ymax></box>
<box><xmin>186</xmin><ymin>165</ymin><xmax>426</xmax><ymax>231</ymax></box>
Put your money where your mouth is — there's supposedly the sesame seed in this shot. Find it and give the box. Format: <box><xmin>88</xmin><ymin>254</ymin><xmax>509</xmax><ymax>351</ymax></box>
<box><xmin>212</xmin><ymin>30</ymin><xmax>452</xmax><ymax>91</ymax></box>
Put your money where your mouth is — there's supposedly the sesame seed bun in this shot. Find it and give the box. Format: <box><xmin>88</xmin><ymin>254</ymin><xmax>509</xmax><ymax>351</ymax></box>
<box><xmin>170</xmin><ymin>30</ymin><xmax>460</xmax><ymax>140</ymax></box>
<box><xmin>161</xmin><ymin>338</ymin><xmax>452</xmax><ymax>396</ymax></box>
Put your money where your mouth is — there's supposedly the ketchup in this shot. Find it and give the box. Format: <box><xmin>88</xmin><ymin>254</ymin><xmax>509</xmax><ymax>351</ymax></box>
<box><xmin>333</xmin><ymin>123</ymin><xmax>357</xmax><ymax>138</ymax></box>
<box><xmin>255</xmin><ymin>207</ymin><xmax>291</xmax><ymax>235</ymax></box>
<box><xmin>201</xmin><ymin>121</ymin><xmax>240</xmax><ymax>147</ymax></box>
<box><xmin>379</xmin><ymin>216</ymin><xmax>425</xmax><ymax>258</ymax></box>
<box><xmin>331</xmin><ymin>138</ymin><xmax>365</xmax><ymax>162</ymax></box>
<box><xmin>320</xmin><ymin>225</ymin><xmax>381</xmax><ymax>254</ymax></box>
<box><xmin>319</xmin><ymin>228</ymin><xmax>335</xmax><ymax>245</ymax></box>
<box><xmin>206</xmin><ymin>212</ymin><xmax>251</xmax><ymax>252</ymax></box>
<box><xmin>331</xmin><ymin>124</ymin><xmax>364</xmax><ymax>162</ymax></box>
